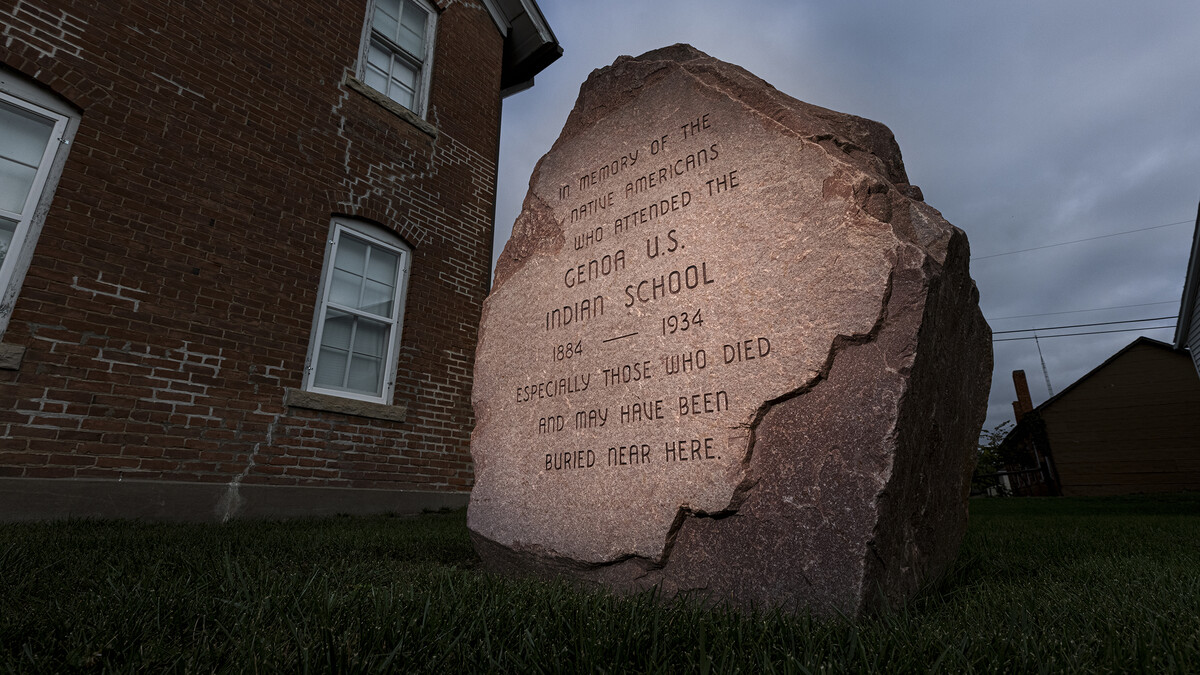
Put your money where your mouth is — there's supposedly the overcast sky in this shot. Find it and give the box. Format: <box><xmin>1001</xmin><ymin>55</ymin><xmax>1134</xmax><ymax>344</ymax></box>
<box><xmin>492</xmin><ymin>0</ymin><xmax>1200</xmax><ymax>434</ymax></box>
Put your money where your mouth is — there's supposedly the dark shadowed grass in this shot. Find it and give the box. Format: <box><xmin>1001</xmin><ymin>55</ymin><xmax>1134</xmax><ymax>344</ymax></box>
<box><xmin>2</xmin><ymin>495</ymin><xmax>1198</xmax><ymax>673</ymax></box>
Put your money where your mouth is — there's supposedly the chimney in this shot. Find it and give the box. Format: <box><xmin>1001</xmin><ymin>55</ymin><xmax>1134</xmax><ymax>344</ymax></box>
<box><xmin>1012</xmin><ymin>369</ymin><xmax>1034</xmax><ymax>419</ymax></box>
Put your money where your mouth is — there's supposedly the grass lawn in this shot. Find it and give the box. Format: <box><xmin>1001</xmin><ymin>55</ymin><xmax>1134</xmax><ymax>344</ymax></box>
<box><xmin>2</xmin><ymin>494</ymin><xmax>1199</xmax><ymax>673</ymax></box>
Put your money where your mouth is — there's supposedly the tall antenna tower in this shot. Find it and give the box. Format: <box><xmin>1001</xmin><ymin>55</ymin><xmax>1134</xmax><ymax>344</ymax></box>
<box><xmin>1034</xmin><ymin>333</ymin><xmax>1054</xmax><ymax>396</ymax></box>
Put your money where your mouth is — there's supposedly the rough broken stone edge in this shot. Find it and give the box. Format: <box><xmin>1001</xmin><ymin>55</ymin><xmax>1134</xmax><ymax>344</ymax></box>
<box><xmin>655</xmin><ymin>268</ymin><xmax>900</xmax><ymax>568</ymax></box>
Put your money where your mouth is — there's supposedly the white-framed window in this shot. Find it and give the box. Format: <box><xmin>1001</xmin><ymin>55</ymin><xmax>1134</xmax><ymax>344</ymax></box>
<box><xmin>359</xmin><ymin>0</ymin><xmax>437</xmax><ymax>116</ymax></box>
<box><xmin>0</xmin><ymin>71</ymin><xmax>79</xmax><ymax>339</ymax></box>
<box><xmin>304</xmin><ymin>218</ymin><xmax>412</xmax><ymax>404</ymax></box>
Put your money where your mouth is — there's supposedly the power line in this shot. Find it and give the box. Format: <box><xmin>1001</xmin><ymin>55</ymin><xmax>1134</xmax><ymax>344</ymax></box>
<box><xmin>972</xmin><ymin>219</ymin><xmax>1192</xmax><ymax>261</ymax></box>
<box><xmin>988</xmin><ymin>300</ymin><xmax>1177</xmax><ymax>321</ymax></box>
<box><xmin>992</xmin><ymin>315</ymin><xmax>1177</xmax><ymax>335</ymax></box>
<box><xmin>993</xmin><ymin>325</ymin><xmax>1175</xmax><ymax>342</ymax></box>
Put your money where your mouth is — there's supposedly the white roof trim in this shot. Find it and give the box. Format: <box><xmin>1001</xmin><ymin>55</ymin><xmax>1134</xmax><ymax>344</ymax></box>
<box><xmin>520</xmin><ymin>0</ymin><xmax>554</xmax><ymax>43</ymax></box>
<box><xmin>480</xmin><ymin>0</ymin><xmax>507</xmax><ymax>35</ymax></box>
<box><xmin>481</xmin><ymin>0</ymin><xmax>556</xmax><ymax>43</ymax></box>
<box><xmin>1174</xmin><ymin>203</ymin><xmax>1200</xmax><ymax>351</ymax></box>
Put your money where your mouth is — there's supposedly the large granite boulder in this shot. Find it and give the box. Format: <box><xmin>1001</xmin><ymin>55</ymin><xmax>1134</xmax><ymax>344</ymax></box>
<box><xmin>468</xmin><ymin>44</ymin><xmax>992</xmax><ymax>616</ymax></box>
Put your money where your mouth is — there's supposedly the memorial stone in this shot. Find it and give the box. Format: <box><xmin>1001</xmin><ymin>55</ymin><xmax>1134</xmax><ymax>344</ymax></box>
<box><xmin>468</xmin><ymin>44</ymin><xmax>992</xmax><ymax>616</ymax></box>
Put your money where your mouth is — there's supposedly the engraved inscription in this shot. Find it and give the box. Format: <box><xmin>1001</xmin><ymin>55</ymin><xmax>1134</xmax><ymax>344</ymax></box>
<box><xmin>545</xmin><ymin>295</ymin><xmax>604</xmax><ymax>332</ymax></box>
<box><xmin>679</xmin><ymin>113</ymin><xmax>711</xmax><ymax>139</ymax></box>
<box><xmin>662</xmin><ymin>348</ymin><xmax>707</xmax><ymax>376</ymax></box>
<box><xmin>563</xmin><ymin>249</ymin><xmax>626</xmax><ymax>288</ymax></box>
<box><xmin>624</xmin><ymin>144</ymin><xmax>719</xmax><ymax>198</ymax></box>
<box><xmin>516</xmin><ymin>373</ymin><xmax>591</xmax><ymax>404</ymax></box>
<box><xmin>578</xmin><ymin>151</ymin><xmax>639</xmax><ymax>192</ymax></box>
<box><xmin>575</xmin><ymin>408</ymin><xmax>608</xmax><ymax>428</ymax></box>
<box><xmin>705</xmin><ymin>169</ymin><xmax>740</xmax><ymax>196</ymax></box>
<box><xmin>574</xmin><ymin>226</ymin><xmax>603</xmax><ymax>251</ymax></box>
<box><xmin>645</xmin><ymin>229</ymin><xmax>680</xmax><ymax>259</ymax></box>
<box><xmin>678</xmin><ymin>390</ymin><xmax>729</xmax><ymax>417</ymax></box>
<box><xmin>723</xmin><ymin>337</ymin><xmax>772</xmax><ymax>364</ymax></box>
<box><xmin>546</xmin><ymin>449</ymin><xmax>597</xmax><ymax>472</ymax></box>
<box><xmin>499</xmin><ymin>109</ymin><xmax>784</xmax><ymax>484</ymax></box>
<box><xmin>661</xmin><ymin>308</ymin><xmax>703</xmax><ymax>336</ymax></box>
<box><xmin>571</xmin><ymin>192</ymin><xmax>614</xmax><ymax>223</ymax></box>
<box><xmin>620</xmin><ymin>398</ymin><xmax>664</xmax><ymax>424</ymax></box>
<box><xmin>601</xmin><ymin>361</ymin><xmax>653</xmax><ymax>386</ymax></box>
<box><xmin>539</xmin><ymin>415</ymin><xmax>565</xmax><ymax>433</ymax></box>
<box><xmin>664</xmin><ymin>437</ymin><xmax>719</xmax><ymax>462</ymax></box>
<box><xmin>551</xmin><ymin>339</ymin><xmax>583</xmax><ymax>362</ymax></box>
<box><xmin>614</xmin><ymin>190</ymin><xmax>692</xmax><ymax>235</ymax></box>
<box><xmin>623</xmin><ymin>261</ymin><xmax>714</xmax><ymax>307</ymax></box>
<box><xmin>608</xmin><ymin>443</ymin><xmax>651</xmax><ymax>466</ymax></box>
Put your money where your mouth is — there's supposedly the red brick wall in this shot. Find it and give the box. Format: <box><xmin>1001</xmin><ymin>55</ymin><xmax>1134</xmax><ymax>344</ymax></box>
<box><xmin>0</xmin><ymin>0</ymin><xmax>503</xmax><ymax>502</ymax></box>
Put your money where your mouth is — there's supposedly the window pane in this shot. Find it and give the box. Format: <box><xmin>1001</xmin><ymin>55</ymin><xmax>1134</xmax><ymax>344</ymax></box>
<box><xmin>315</xmin><ymin>346</ymin><xmax>349</xmax><ymax>388</ymax></box>
<box><xmin>357</xmin><ymin>279</ymin><xmax>391</xmax><ymax>319</ymax></box>
<box><xmin>398</xmin><ymin>0</ymin><xmax>426</xmax><ymax>55</ymax></box>
<box><xmin>320</xmin><ymin>309</ymin><xmax>354</xmax><ymax>350</ymax></box>
<box><xmin>334</xmin><ymin>235</ymin><xmax>368</xmax><ymax>275</ymax></box>
<box><xmin>329</xmin><ymin>234</ymin><xmax>401</xmax><ymax>314</ymax></box>
<box><xmin>376</xmin><ymin>0</ymin><xmax>401</xmax><ymax>19</ymax></box>
<box><xmin>0</xmin><ymin>99</ymin><xmax>53</xmax><ymax>214</ymax></box>
<box><xmin>329</xmin><ymin>234</ymin><xmax>367</xmax><ymax>307</ymax></box>
<box><xmin>390</xmin><ymin>59</ymin><xmax>417</xmax><ymax>90</ymax></box>
<box><xmin>368</xmin><ymin>41</ymin><xmax>391</xmax><ymax>68</ymax></box>
<box><xmin>388</xmin><ymin>83</ymin><xmax>414</xmax><ymax>110</ymax></box>
<box><xmin>353</xmin><ymin>319</ymin><xmax>388</xmax><ymax>358</ymax></box>
<box><xmin>397</xmin><ymin>25</ymin><xmax>422</xmax><ymax>57</ymax></box>
<box><xmin>329</xmin><ymin>268</ymin><xmax>362</xmax><ymax>307</ymax></box>
<box><xmin>348</xmin><ymin>318</ymin><xmax>388</xmax><ymax>393</ymax></box>
<box><xmin>366</xmin><ymin>247</ymin><xmax>398</xmax><ymax>284</ymax></box>
<box><xmin>360</xmin><ymin>279</ymin><xmax>394</xmax><ymax>317</ymax></box>
<box><xmin>364</xmin><ymin>63</ymin><xmax>389</xmax><ymax>92</ymax></box>
<box><xmin>347</xmin><ymin>354</ymin><xmax>383</xmax><ymax>393</ymax></box>
<box><xmin>314</xmin><ymin>309</ymin><xmax>354</xmax><ymax>388</ymax></box>
<box><xmin>0</xmin><ymin>158</ymin><xmax>38</xmax><ymax>215</ymax></box>
<box><xmin>0</xmin><ymin>216</ymin><xmax>17</xmax><ymax>265</ymax></box>
<box><xmin>0</xmin><ymin>100</ymin><xmax>55</xmax><ymax>168</ymax></box>
<box><xmin>372</xmin><ymin>0</ymin><xmax>400</xmax><ymax>42</ymax></box>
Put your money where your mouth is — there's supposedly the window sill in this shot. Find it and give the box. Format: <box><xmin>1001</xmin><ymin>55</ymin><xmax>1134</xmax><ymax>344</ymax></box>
<box><xmin>344</xmin><ymin>75</ymin><xmax>439</xmax><ymax>140</ymax></box>
<box><xmin>0</xmin><ymin>343</ymin><xmax>25</xmax><ymax>370</ymax></box>
<box><xmin>284</xmin><ymin>388</ymin><xmax>408</xmax><ymax>423</ymax></box>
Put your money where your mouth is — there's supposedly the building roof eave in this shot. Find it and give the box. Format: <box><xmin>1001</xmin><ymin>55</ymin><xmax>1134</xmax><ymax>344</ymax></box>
<box><xmin>480</xmin><ymin>0</ymin><xmax>562</xmax><ymax>95</ymax></box>
<box><xmin>1032</xmin><ymin>337</ymin><xmax>1183</xmax><ymax>415</ymax></box>
<box><xmin>1174</xmin><ymin>200</ymin><xmax>1200</xmax><ymax>351</ymax></box>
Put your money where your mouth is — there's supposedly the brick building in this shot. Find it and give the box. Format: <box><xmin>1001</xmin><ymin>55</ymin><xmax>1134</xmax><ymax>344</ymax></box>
<box><xmin>0</xmin><ymin>0</ymin><xmax>559</xmax><ymax>520</ymax></box>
